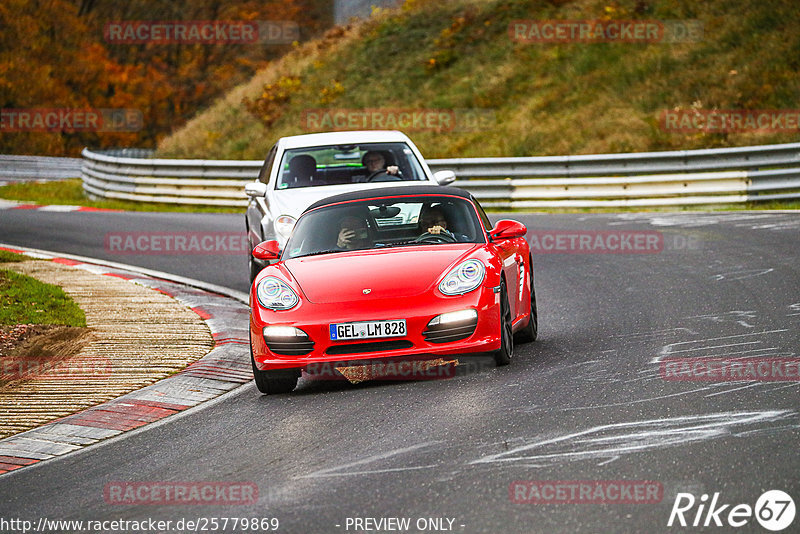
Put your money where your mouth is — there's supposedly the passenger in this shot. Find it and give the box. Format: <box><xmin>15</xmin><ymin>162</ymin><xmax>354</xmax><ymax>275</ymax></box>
<box><xmin>336</xmin><ymin>215</ymin><xmax>372</xmax><ymax>250</ymax></box>
<box><xmin>287</xmin><ymin>154</ymin><xmax>318</xmax><ymax>187</ymax></box>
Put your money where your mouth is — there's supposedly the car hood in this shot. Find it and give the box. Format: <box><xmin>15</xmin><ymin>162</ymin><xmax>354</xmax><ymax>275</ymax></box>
<box><xmin>268</xmin><ymin>181</ymin><xmax>435</xmax><ymax>219</ymax></box>
<box><xmin>284</xmin><ymin>245</ymin><xmax>481</xmax><ymax>304</ymax></box>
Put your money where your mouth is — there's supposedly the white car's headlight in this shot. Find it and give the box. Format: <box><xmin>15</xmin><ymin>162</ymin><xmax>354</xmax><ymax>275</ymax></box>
<box><xmin>274</xmin><ymin>215</ymin><xmax>297</xmax><ymax>243</ymax></box>
<box><xmin>256</xmin><ymin>276</ymin><xmax>299</xmax><ymax>310</ymax></box>
<box><xmin>439</xmin><ymin>259</ymin><xmax>485</xmax><ymax>296</ymax></box>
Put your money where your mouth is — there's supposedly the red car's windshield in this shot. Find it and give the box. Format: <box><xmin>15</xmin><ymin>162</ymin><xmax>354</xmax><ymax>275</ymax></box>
<box><xmin>284</xmin><ymin>196</ymin><xmax>486</xmax><ymax>259</ymax></box>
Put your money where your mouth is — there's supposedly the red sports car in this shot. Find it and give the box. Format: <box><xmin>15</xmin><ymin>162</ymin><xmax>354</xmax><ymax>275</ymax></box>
<box><xmin>249</xmin><ymin>185</ymin><xmax>537</xmax><ymax>394</ymax></box>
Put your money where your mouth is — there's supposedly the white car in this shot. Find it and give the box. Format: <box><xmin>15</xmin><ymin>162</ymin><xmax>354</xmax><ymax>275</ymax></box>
<box><xmin>245</xmin><ymin>130</ymin><xmax>456</xmax><ymax>281</ymax></box>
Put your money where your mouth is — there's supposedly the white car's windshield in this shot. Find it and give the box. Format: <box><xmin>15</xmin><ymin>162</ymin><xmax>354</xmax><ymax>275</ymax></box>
<box><xmin>276</xmin><ymin>142</ymin><xmax>428</xmax><ymax>189</ymax></box>
<box><xmin>284</xmin><ymin>196</ymin><xmax>486</xmax><ymax>259</ymax></box>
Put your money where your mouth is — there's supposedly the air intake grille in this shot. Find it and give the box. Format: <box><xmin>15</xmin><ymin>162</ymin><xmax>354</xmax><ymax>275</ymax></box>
<box><xmin>264</xmin><ymin>335</ymin><xmax>315</xmax><ymax>356</ymax></box>
<box><xmin>422</xmin><ymin>322</ymin><xmax>477</xmax><ymax>344</ymax></box>
<box><xmin>326</xmin><ymin>340</ymin><xmax>413</xmax><ymax>356</ymax></box>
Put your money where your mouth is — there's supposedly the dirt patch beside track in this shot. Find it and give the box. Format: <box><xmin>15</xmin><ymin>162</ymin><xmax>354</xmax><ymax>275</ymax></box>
<box><xmin>0</xmin><ymin>260</ymin><xmax>214</xmax><ymax>439</ymax></box>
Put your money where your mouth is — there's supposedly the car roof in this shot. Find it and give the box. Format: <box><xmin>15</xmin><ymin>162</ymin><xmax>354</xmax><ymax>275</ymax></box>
<box><xmin>305</xmin><ymin>185</ymin><xmax>474</xmax><ymax>212</ymax></box>
<box><xmin>280</xmin><ymin>130</ymin><xmax>412</xmax><ymax>150</ymax></box>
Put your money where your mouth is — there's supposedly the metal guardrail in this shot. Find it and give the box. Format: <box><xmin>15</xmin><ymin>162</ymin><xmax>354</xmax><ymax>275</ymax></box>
<box><xmin>80</xmin><ymin>142</ymin><xmax>800</xmax><ymax>208</ymax></box>
<box><xmin>0</xmin><ymin>155</ymin><xmax>83</xmax><ymax>181</ymax></box>
<box><xmin>81</xmin><ymin>148</ymin><xmax>261</xmax><ymax>207</ymax></box>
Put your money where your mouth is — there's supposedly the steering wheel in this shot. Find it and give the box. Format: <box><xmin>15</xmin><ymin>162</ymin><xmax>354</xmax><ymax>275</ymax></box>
<box><xmin>413</xmin><ymin>231</ymin><xmax>457</xmax><ymax>244</ymax></box>
<box><xmin>366</xmin><ymin>169</ymin><xmax>403</xmax><ymax>182</ymax></box>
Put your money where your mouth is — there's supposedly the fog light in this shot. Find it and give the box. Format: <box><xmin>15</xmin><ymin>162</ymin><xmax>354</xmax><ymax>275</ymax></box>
<box><xmin>263</xmin><ymin>326</ymin><xmax>306</xmax><ymax>339</ymax></box>
<box><xmin>428</xmin><ymin>309</ymin><xmax>478</xmax><ymax>327</ymax></box>
<box><xmin>262</xmin><ymin>326</ymin><xmax>314</xmax><ymax>356</ymax></box>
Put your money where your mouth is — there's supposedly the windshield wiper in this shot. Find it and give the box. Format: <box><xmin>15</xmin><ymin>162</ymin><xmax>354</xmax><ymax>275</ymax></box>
<box><xmin>373</xmin><ymin>241</ymin><xmax>421</xmax><ymax>249</ymax></box>
<box><xmin>296</xmin><ymin>242</ymin><xmax>426</xmax><ymax>257</ymax></box>
<box><xmin>294</xmin><ymin>249</ymin><xmax>344</xmax><ymax>258</ymax></box>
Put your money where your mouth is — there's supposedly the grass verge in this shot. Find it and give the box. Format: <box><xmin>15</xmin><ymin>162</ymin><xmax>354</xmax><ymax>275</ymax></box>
<box><xmin>489</xmin><ymin>200</ymin><xmax>800</xmax><ymax>213</ymax></box>
<box><xmin>2</xmin><ymin>178</ymin><xmax>797</xmax><ymax>214</ymax></box>
<box><xmin>0</xmin><ymin>250</ymin><xmax>35</xmax><ymax>262</ymax></box>
<box><xmin>0</xmin><ymin>268</ymin><xmax>86</xmax><ymax>327</ymax></box>
<box><xmin>0</xmin><ymin>179</ymin><xmax>243</xmax><ymax>214</ymax></box>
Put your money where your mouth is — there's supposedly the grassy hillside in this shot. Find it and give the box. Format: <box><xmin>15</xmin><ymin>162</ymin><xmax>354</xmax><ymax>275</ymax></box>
<box><xmin>157</xmin><ymin>0</ymin><xmax>800</xmax><ymax>160</ymax></box>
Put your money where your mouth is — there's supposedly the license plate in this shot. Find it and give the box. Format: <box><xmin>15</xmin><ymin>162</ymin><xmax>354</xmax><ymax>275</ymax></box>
<box><xmin>330</xmin><ymin>320</ymin><xmax>406</xmax><ymax>341</ymax></box>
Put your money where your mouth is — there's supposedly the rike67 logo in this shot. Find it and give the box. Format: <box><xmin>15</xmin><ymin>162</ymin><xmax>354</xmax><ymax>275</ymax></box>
<box><xmin>668</xmin><ymin>490</ymin><xmax>795</xmax><ymax>531</ymax></box>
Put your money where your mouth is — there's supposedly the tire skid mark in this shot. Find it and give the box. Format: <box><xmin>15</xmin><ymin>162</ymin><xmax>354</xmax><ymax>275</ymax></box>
<box><xmin>295</xmin><ymin>441</ymin><xmax>441</xmax><ymax>479</ymax></box>
<box><xmin>469</xmin><ymin>410</ymin><xmax>798</xmax><ymax>467</ymax></box>
<box><xmin>650</xmin><ymin>329</ymin><xmax>789</xmax><ymax>364</ymax></box>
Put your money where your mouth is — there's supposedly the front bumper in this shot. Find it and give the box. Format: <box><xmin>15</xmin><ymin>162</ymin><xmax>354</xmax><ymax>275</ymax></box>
<box><xmin>250</xmin><ymin>287</ymin><xmax>501</xmax><ymax>371</ymax></box>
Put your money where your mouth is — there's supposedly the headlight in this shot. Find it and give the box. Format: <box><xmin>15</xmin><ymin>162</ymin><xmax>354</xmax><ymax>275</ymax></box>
<box><xmin>256</xmin><ymin>276</ymin><xmax>299</xmax><ymax>310</ymax></box>
<box><xmin>439</xmin><ymin>259</ymin><xmax>485</xmax><ymax>296</ymax></box>
<box><xmin>274</xmin><ymin>215</ymin><xmax>296</xmax><ymax>243</ymax></box>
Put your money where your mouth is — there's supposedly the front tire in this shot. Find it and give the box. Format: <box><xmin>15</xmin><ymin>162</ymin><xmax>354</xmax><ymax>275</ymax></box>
<box><xmin>515</xmin><ymin>257</ymin><xmax>538</xmax><ymax>343</ymax></box>
<box><xmin>493</xmin><ymin>281</ymin><xmax>514</xmax><ymax>366</ymax></box>
<box><xmin>251</xmin><ymin>347</ymin><xmax>298</xmax><ymax>394</ymax></box>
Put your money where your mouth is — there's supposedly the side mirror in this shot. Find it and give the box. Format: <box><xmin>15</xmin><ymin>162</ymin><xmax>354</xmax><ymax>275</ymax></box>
<box><xmin>245</xmin><ymin>181</ymin><xmax>268</xmax><ymax>198</ymax></box>
<box><xmin>433</xmin><ymin>170</ymin><xmax>456</xmax><ymax>186</ymax></box>
<box><xmin>252</xmin><ymin>240</ymin><xmax>281</xmax><ymax>260</ymax></box>
<box><xmin>489</xmin><ymin>220</ymin><xmax>527</xmax><ymax>240</ymax></box>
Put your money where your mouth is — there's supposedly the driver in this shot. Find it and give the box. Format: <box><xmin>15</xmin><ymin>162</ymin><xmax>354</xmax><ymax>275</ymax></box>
<box><xmin>362</xmin><ymin>151</ymin><xmax>399</xmax><ymax>178</ymax></box>
<box><xmin>418</xmin><ymin>206</ymin><xmax>450</xmax><ymax>236</ymax></box>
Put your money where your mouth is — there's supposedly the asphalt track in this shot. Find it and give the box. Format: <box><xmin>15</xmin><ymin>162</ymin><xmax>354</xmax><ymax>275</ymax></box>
<box><xmin>0</xmin><ymin>208</ymin><xmax>798</xmax><ymax>533</ymax></box>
